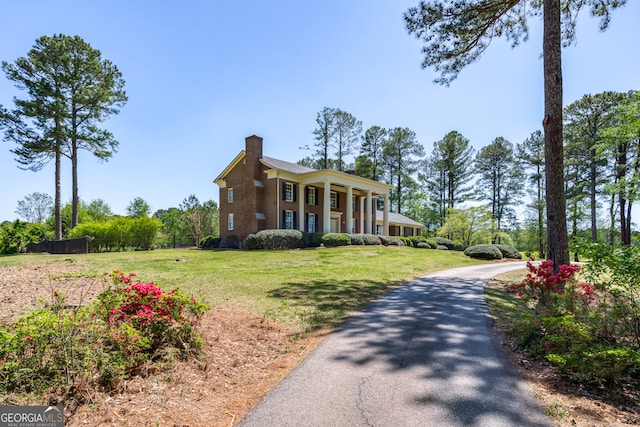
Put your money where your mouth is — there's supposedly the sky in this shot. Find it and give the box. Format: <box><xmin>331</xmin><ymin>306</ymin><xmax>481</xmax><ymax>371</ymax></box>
<box><xmin>0</xmin><ymin>1</ymin><xmax>638</xmax><ymax>225</ymax></box>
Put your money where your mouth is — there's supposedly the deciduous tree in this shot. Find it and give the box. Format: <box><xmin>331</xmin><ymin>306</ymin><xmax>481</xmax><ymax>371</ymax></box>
<box><xmin>15</xmin><ymin>192</ymin><xmax>53</xmax><ymax>223</ymax></box>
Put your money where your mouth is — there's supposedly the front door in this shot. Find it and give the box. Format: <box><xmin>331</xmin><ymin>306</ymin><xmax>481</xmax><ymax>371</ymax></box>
<box><xmin>330</xmin><ymin>218</ymin><xmax>340</xmax><ymax>233</ymax></box>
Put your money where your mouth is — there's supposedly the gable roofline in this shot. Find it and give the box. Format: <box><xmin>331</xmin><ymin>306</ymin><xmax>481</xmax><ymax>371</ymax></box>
<box><xmin>214</xmin><ymin>150</ymin><xmax>246</xmax><ymax>186</ymax></box>
<box><xmin>261</xmin><ymin>156</ymin><xmax>391</xmax><ymax>194</ymax></box>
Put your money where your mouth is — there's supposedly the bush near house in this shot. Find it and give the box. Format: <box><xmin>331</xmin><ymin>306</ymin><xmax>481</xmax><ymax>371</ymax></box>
<box><xmin>416</xmin><ymin>242</ymin><xmax>432</xmax><ymax>249</ymax></box>
<box><xmin>321</xmin><ymin>233</ymin><xmax>351</xmax><ymax>247</ymax></box>
<box><xmin>362</xmin><ymin>234</ymin><xmax>382</xmax><ymax>246</ymax></box>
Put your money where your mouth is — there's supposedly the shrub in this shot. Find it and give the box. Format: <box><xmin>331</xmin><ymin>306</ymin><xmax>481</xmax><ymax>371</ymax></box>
<box><xmin>378</xmin><ymin>235</ymin><xmax>390</xmax><ymax>245</ymax></box>
<box><xmin>416</xmin><ymin>242</ymin><xmax>431</xmax><ymax>249</ymax></box>
<box><xmin>301</xmin><ymin>232</ymin><xmax>324</xmax><ymax>248</ymax></box>
<box><xmin>495</xmin><ymin>244</ymin><xmax>522</xmax><ymax>259</ymax></box>
<box><xmin>387</xmin><ymin>237</ymin><xmax>404</xmax><ymax>246</ymax></box>
<box><xmin>452</xmin><ymin>243</ymin><xmax>467</xmax><ymax>252</ymax></box>
<box><xmin>362</xmin><ymin>234</ymin><xmax>381</xmax><ymax>246</ymax></box>
<box><xmin>348</xmin><ymin>234</ymin><xmax>364</xmax><ymax>245</ymax></box>
<box><xmin>252</xmin><ymin>229</ymin><xmax>303</xmax><ymax>250</ymax></box>
<box><xmin>399</xmin><ymin>236</ymin><xmax>414</xmax><ymax>247</ymax></box>
<box><xmin>201</xmin><ymin>236</ymin><xmax>221</xmax><ymax>249</ymax></box>
<box><xmin>510</xmin><ymin>259</ymin><xmax>580</xmax><ymax>306</ymax></box>
<box><xmin>219</xmin><ymin>234</ymin><xmax>240</xmax><ymax>249</ymax></box>
<box><xmin>433</xmin><ymin>237</ymin><xmax>456</xmax><ymax>250</ymax></box>
<box><xmin>243</xmin><ymin>233</ymin><xmax>260</xmax><ymax>250</ymax></box>
<box><xmin>436</xmin><ymin>245</ymin><xmax>449</xmax><ymax>250</ymax></box>
<box><xmin>321</xmin><ymin>233</ymin><xmax>351</xmax><ymax>247</ymax></box>
<box><xmin>464</xmin><ymin>244</ymin><xmax>502</xmax><ymax>260</ymax></box>
<box><xmin>0</xmin><ymin>271</ymin><xmax>208</xmax><ymax>399</ymax></box>
<box><xmin>409</xmin><ymin>236</ymin><xmax>427</xmax><ymax>246</ymax></box>
<box><xmin>425</xmin><ymin>239</ymin><xmax>438</xmax><ymax>249</ymax></box>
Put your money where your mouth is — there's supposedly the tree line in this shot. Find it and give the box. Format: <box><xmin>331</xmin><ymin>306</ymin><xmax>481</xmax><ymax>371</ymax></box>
<box><xmin>0</xmin><ymin>193</ymin><xmax>219</xmax><ymax>254</ymax></box>
<box><xmin>301</xmin><ymin>91</ymin><xmax>639</xmax><ymax>254</ymax></box>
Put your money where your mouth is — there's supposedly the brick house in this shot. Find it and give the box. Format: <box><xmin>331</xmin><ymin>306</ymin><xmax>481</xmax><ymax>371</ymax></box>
<box><xmin>214</xmin><ymin>135</ymin><xmax>424</xmax><ymax>244</ymax></box>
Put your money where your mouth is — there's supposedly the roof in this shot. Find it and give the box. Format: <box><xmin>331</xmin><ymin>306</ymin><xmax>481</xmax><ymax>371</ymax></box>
<box><xmin>261</xmin><ymin>156</ymin><xmax>317</xmax><ymax>174</ymax></box>
<box><xmin>376</xmin><ymin>210</ymin><xmax>424</xmax><ymax>227</ymax></box>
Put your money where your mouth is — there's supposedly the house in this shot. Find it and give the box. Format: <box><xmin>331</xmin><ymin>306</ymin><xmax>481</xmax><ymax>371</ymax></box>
<box><xmin>214</xmin><ymin>135</ymin><xmax>424</xmax><ymax>244</ymax></box>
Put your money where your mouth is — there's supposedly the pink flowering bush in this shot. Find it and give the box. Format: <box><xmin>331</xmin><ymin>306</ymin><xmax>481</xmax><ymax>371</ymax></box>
<box><xmin>510</xmin><ymin>258</ymin><xmax>581</xmax><ymax>307</ymax></box>
<box><xmin>98</xmin><ymin>271</ymin><xmax>209</xmax><ymax>362</ymax></box>
<box><xmin>0</xmin><ymin>270</ymin><xmax>209</xmax><ymax>398</ymax></box>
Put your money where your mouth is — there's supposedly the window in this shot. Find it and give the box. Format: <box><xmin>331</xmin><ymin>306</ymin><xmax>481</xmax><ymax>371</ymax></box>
<box><xmin>307</xmin><ymin>213</ymin><xmax>316</xmax><ymax>233</ymax></box>
<box><xmin>306</xmin><ymin>187</ymin><xmax>317</xmax><ymax>205</ymax></box>
<box><xmin>353</xmin><ymin>196</ymin><xmax>359</xmax><ymax>212</ymax></box>
<box><xmin>228</xmin><ymin>213</ymin><xmax>234</xmax><ymax>231</ymax></box>
<box><xmin>227</xmin><ymin>188</ymin><xmax>234</xmax><ymax>204</ymax></box>
<box><xmin>330</xmin><ymin>191</ymin><xmax>337</xmax><ymax>209</ymax></box>
<box><xmin>284</xmin><ymin>182</ymin><xmax>294</xmax><ymax>202</ymax></box>
<box><xmin>283</xmin><ymin>210</ymin><xmax>294</xmax><ymax>230</ymax></box>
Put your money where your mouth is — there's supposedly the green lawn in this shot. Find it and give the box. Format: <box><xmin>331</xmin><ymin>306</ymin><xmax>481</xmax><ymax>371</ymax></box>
<box><xmin>1</xmin><ymin>246</ymin><xmax>487</xmax><ymax>331</ymax></box>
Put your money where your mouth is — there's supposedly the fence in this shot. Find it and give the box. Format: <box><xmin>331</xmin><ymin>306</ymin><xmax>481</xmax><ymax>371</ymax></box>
<box><xmin>26</xmin><ymin>237</ymin><xmax>91</xmax><ymax>255</ymax></box>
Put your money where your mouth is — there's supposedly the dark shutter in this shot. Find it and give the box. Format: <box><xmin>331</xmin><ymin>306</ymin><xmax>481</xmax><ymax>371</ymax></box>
<box><xmin>293</xmin><ymin>211</ymin><xmax>298</xmax><ymax>229</ymax></box>
<box><xmin>282</xmin><ymin>181</ymin><xmax>286</xmax><ymax>201</ymax></box>
<box><xmin>314</xmin><ymin>214</ymin><xmax>319</xmax><ymax>232</ymax></box>
<box><xmin>314</xmin><ymin>188</ymin><xmax>319</xmax><ymax>205</ymax></box>
<box><xmin>305</xmin><ymin>187</ymin><xmax>310</xmax><ymax>204</ymax></box>
<box><xmin>281</xmin><ymin>210</ymin><xmax>286</xmax><ymax>229</ymax></box>
<box><xmin>336</xmin><ymin>193</ymin><xmax>340</xmax><ymax>209</ymax></box>
<box><xmin>293</xmin><ymin>184</ymin><xmax>297</xmax><ymax>202</ymax></box>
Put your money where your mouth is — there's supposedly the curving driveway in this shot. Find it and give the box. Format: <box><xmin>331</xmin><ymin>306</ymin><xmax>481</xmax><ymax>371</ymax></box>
<box><xmin>238</xmin><ymin>262</ymin><xmax>553</xmax><ymax>427</ymax></box>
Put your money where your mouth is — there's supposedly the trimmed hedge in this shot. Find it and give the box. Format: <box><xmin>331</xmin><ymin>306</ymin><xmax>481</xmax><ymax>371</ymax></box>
<box><xmin>436</xmin><ymin>245</ymin><xmax>449</xmax><ymax>250</ymax></box>
<box><xmin>321</xmin><ymin>233</ymin><xmax>351</xmax><ymax>247</ymax></box>
<box><xmin>387</xmin><ymin>237</ymin><xmax>404</xmax><ymax>246</ymax></box>
<box><xmin>416</xmin><ymin>242</ymin><xmax>432</xmax><ymax>249</ymax></box>
<box><xmin>425</xmin><ymin>239</ymin><xmax>438</xmax><ymax>249</ymax></box>
<box><xmin>495</xmin><ymin>244</ymin><xmax>522</xmax><ymax>259</ymax></box>
<box><xmin>348</xmin><ymin>234</ymin><xmax>365</xmax><ymax>245</ymax></box>
<box><xmin>219</xmin><ymin>234</ymin><xmax>241</xmax><ymax>249</ymax></box>
<box><xmin>362</xmin><ymin>234</ymin><xmax>382</xmax><ymax>245</ymax></box>
<box><xmin>399</xmin><ymin>236</ymin><xmax>414</xmax><ymax>247</ymax></box>
<box><xmin>464</xmin><ymin>244</ymin><xmax>503</xmax><ymax>260</ymax></box>
<box><xmin>433</xmin><ymin>237</ymin><xmax>456</xmax><ymax>250</ymax></box>
<box><xmin>246</xmin><ymin>229</ymin><xmax>304</xmax><ymax>250</ymax></box>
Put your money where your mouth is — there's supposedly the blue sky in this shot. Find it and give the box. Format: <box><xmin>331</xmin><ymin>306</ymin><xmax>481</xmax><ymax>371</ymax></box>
<box><xmin>1</xmin><ymin>1</ymin><xmax>638</xmax><ymax>225</ymax></box>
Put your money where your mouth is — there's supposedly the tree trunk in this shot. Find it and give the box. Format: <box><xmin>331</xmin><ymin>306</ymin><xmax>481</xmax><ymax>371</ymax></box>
<box><xmin>72</xmin><ymin>139</ymin><xmax>79</xmax><ymax>229</ymax></box>
<box><xmin>590</xmin><ymin>150</ymin><xmax>598</xmax><ymax>240</ymax></box>
<box><xmin>537</xmin><ymin>171</ymin><xmax>545</xmax><ymax>258</ymax></box>
<box><xmin>543</xmin><ymin>0</ymin><xmax>570</xmax><ymax>271</ymax></box>
<box><xmin>54</xmin><ymin>144</ymin><xmax>62</xmax><ymax>240</ymax></box>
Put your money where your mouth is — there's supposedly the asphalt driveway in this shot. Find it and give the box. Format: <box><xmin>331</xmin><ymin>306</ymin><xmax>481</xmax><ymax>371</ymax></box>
<box><xmin>238</xmin><ymin>262</ymin><xmax>553</xmax><ymax>427</ymax></box>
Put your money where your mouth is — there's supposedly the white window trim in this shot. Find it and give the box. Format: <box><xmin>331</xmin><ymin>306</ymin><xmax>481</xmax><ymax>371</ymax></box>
<box><xmin>284</xmin><ymin>210</ymin><xmax>294</xmax><ymax>230</ymax></box>
<box><xmin>228</xmin><ymin>188</ymin><xmax>234</xmax><ymax>204</ymax></box>
<box><xmin>307</xmin><ymin>187</ymin><xmax>316</xmax><ymax>205</ymax></box>
<box><xmin>307</xmin><ymin>213</ymin><xmax>316</xmax><ymax>233</ymax></box>
<box><xmin>283</xmin><ymin>182</ymin><xmax>294</xmax><ymax>202</ymax></box>
<box><xmin>330</xmin><ymin>191</ymin><xmax>337</xmax><ymax>209</ymax></box>
<box><xmin>228</xmin><ymin>213</ymin><xmax>234</xmax><ymax>231</ymax></box>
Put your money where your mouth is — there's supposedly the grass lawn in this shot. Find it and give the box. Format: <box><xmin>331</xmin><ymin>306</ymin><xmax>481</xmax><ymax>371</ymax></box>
<box><xmin>0</xmin><ymin>246</ymin><xmax>486</xmax><ymax>331</ymax></box>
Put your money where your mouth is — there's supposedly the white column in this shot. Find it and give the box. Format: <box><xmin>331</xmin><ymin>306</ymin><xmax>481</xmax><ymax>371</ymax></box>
<box><xmin>323</xmin><ymin>181</ymin><xmax>331</xmax><ymax>233</ymax></box>
<box><xmin>359</xmin><ymin>196</ymin><xmax>364</xmax><ymax>233</ymax></box>
<box><xmin>346</xmin><ymin>186</ymin><xmax>353</xmax><ymax>234</ymax></box>
<box><xmin>365</xmin><ymin>191</ymin><xmax>373</xmax><ymax>234</ymax></box>
<box><xmin>298</xmin><ymin>184</ymin><xmax>305</xmax><ymax>231</ymax></box>
<box><xmin>383</xmin><ymin>194</ymin><xmax>389</xmax><ymax>236</ymax></box>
